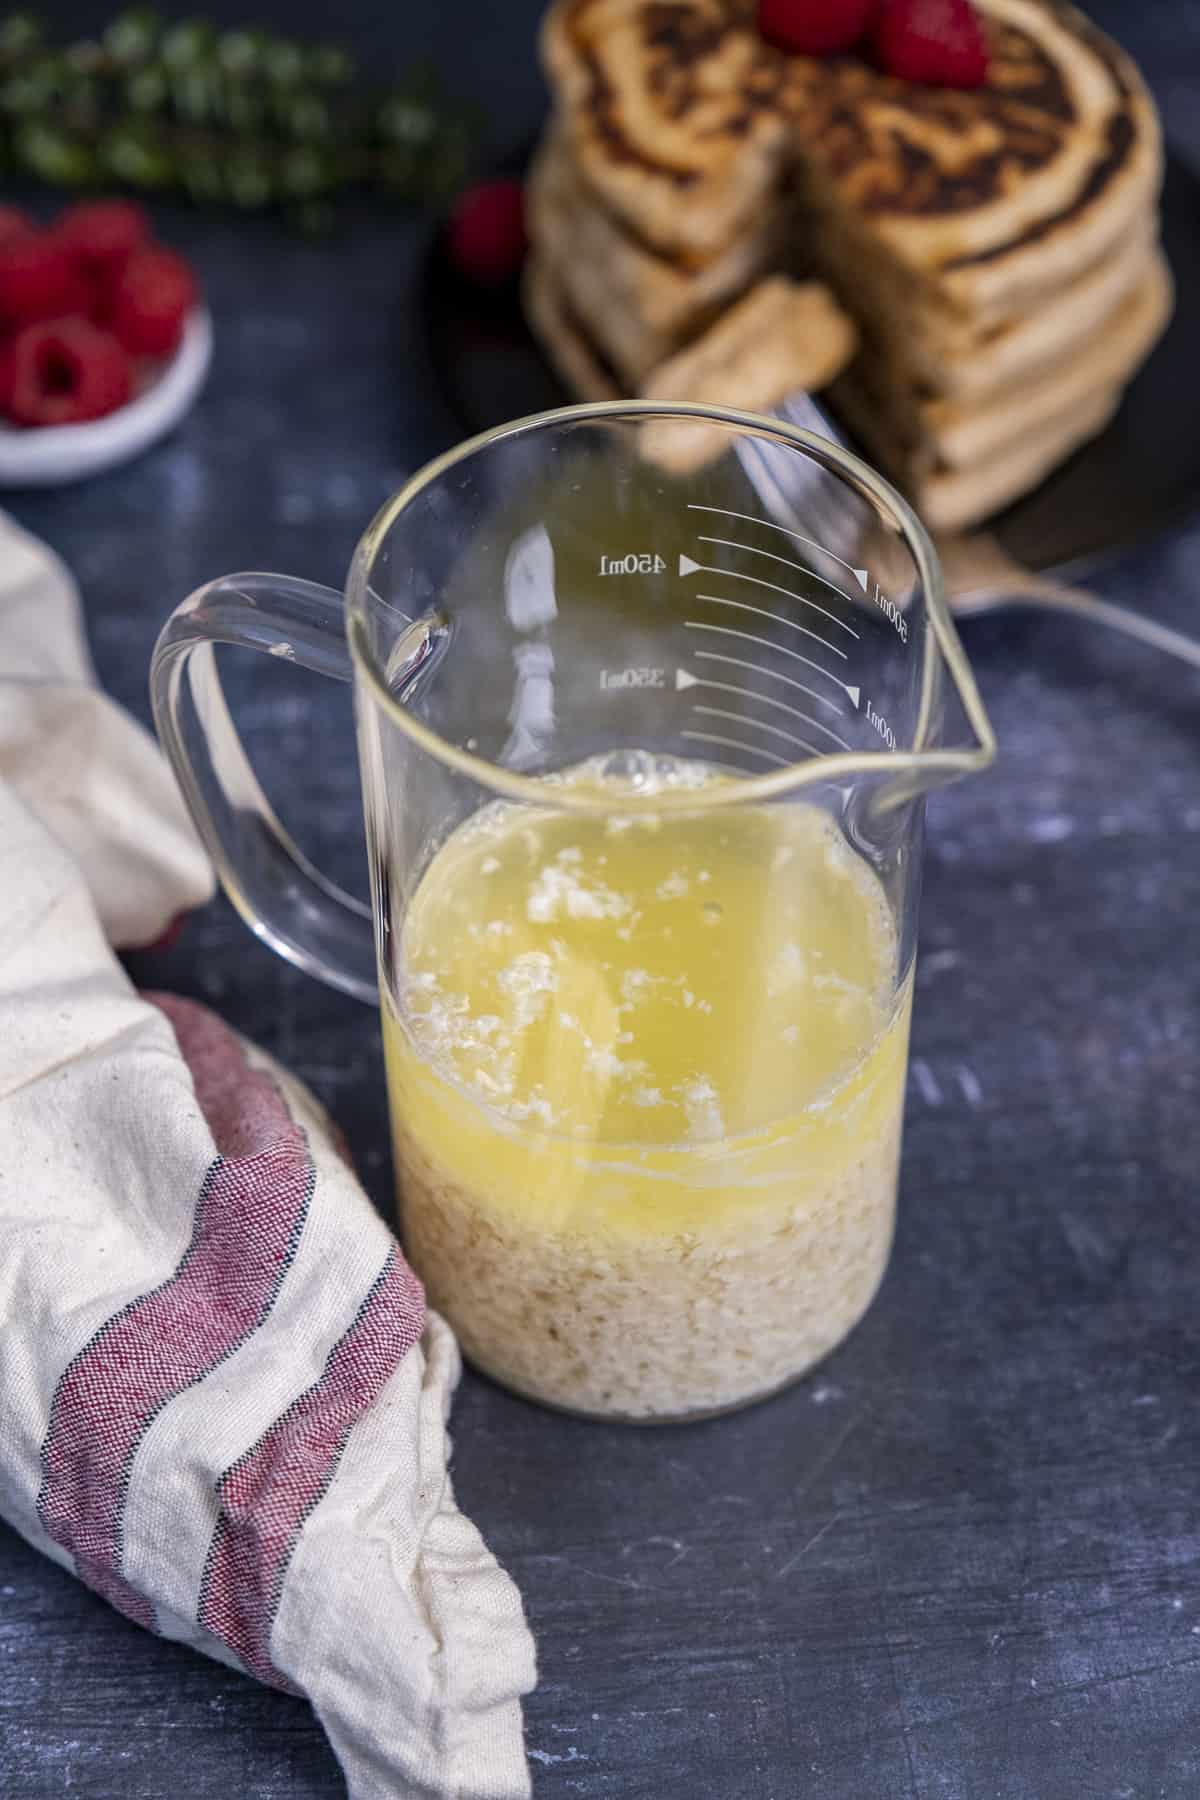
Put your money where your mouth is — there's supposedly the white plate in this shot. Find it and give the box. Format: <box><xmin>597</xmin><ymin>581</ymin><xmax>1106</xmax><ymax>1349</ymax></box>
<box><xmin>0</xmin><ymin>305</ymin><xmax>212</xmax><ymax>487</ymax></box>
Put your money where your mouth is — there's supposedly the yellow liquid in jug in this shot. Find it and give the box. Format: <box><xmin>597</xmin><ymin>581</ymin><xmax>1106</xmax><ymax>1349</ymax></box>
<box><xmin>383</xmin><ymin>757</ymin><xmax>912</xmax><ymax>1419</ymax></box>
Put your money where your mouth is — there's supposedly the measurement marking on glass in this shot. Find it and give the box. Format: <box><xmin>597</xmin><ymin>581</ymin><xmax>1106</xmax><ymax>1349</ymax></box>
<box><xmin>693</xmin><ymin>650</ymin><xmax>843</xmax><ymax>718</ymax></box>
<box><xmin>599</xmin><ymin>552</ymin><xmax>667</xmax><ymax>576</ymax></box>
<box><xmin>864</xmin><ymin>697</ymin><xmax>897</xmax><ymax>749</ymax></box>
<box><xmin>690</xmin><ymin>543</ymin><xmax>860</xmax><ymax>636</ymax></box>
<box><xmin>681</xmin><ymin>557</ymin><xmax>855</xmax><ymax>645</ymax></box>
<box><xmin>687</xmin><ymin>504</ymin><xmax>870</xmax><ymax>588</ymax></box>
<box><xmin>675</xmin><ymin>668</ymin><xmax>853</xmax><ymax>752</ymax></box>
<box><xmin>694</xmin><ymin>591</ymin><xmax>848</xmax><ymax>661</ymax></box>
<box><xmin>599</xmin><ymin>667</ymin><xmax>665</xmax><ymax>689</ymax></box>
<box><xmin>693</xmin><ymin>705</ymin><xmax>823</xmax><ymax>759</ymax></box>
<box><xmin>685</xmin><ymin>620</ymin><xmax>860</xmax><ymax>708</ymax></box>
<box><xmin>681</xmin><ymin>729</ymin><xmax>791</xmax><ymax>768</ymax></box>
<box><xmin>873</xmin><ymin>585</ymin><xmax>909</xmax><ymax>642</ymax></box>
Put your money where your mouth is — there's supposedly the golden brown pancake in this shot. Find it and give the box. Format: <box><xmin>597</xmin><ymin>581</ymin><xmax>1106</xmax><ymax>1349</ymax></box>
<box><xmin>527</xmin><ymin>128</ymin><xmax>781</xmax><ymax>382</ymax></box>
<box><xmin>780</xmin><ymin>0</ymin><xmax>1162</xmax><ymax>318</ymax></box>
<box><xmin>542</xmin><ymin>0</ymin><xmax>789</xmax><ymax>259</ymax></box>
<box><xmin>541</xmin><ymin>0</ymin><xmax>1162</xmax><ymax>309</ymax></box>
<box><xmin>531</xmin><ymin>0</ymin><xmax>1169</xmax><ymax>527</ymax></box>
<box><xmin>832</xmin><ymin>252</ymin><xmax>1171</xmax><ymax>472</ymax></box>
<box><xmin>828</xmin><ymin>257</ymin><xmax>1170</xmax><ymax>530</ymax></box>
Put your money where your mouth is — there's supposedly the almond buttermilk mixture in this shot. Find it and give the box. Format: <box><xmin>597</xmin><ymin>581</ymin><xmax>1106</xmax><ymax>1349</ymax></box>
<box><xmin>383</xmin><ymin>755</ymin><xmax>911</xmax><ymax>1419</ymax></box>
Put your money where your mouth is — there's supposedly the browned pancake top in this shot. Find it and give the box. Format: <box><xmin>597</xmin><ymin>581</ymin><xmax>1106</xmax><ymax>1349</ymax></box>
<box><xmin>782</xmin><ymin>20</ymin><xmax>1077</xmax><ymax>217</ymax></box>
<box><xmin>562</xmin><ymin>0</ymin><xmax>786</xmax><ymax>184</ymax></box>
<box><xmin>558</xmin><ymin>0</ymin><xmax>1141</xmax><ymax>248</ymax></box>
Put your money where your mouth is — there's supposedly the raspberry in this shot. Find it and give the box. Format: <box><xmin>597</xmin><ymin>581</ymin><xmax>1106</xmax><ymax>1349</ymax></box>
<box><xmin>872</xmin><ymin>0</ymin><xmax>990</xmax><ymax>87</ymax></box>
<box><xmin>757</xmin><ymin>0</ymin><xmax>877</xmax><ymax>55</ymax></box>
<box><xmin>0</xmin><ymin>338</ymin><xmax>15</xmax><ymax>414</ymax></box>
<box><xmin>57</xmin><ymin>199</ymin><xmax>149</xmax><ymax>281</ymax></box>
<box><xmin>446</xmin><ymin>180</ymin><xmax>527</xmax><ymax>286</ymax></box>
<box><xmin>4</xmin><ymin>318</ymin><xmax>132</xmax><ymax>427</ymax></box>
<box><xmin>0</xmin><ymin>206</ymin><xmax>34</xmax><ymax>248</ymax></box>
<box><xmin>110</xmin><ymin>246</ymin><xmax>197</xmax><ymax>357</ymax></box>
<box><xmin>0</xmin><ymin>234</ymin><xmax>89</xmax><ymax>327</ymax></box>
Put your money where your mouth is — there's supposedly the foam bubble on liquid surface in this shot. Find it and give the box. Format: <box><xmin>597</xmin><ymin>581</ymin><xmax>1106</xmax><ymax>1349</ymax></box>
<box><xmin>619</xmin><ymin>969</ymin><xmax>660</xmax><ymax>1010</ymax></box>
<box><xmin>497</xmin><ymin>949</ymin><xmax>558</xmax><ymax>1027</ymax></box>
<box><xmin>526</xmin><ymin>851</ymin><xmax>629</xmax><ymax>924</ymax></box>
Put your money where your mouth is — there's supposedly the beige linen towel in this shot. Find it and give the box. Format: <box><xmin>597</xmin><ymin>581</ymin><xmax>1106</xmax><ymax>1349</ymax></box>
<box><xmin>0</xmin><ymin>511</ymin><xmax>535</xmax><ymax>1799</ymax></box>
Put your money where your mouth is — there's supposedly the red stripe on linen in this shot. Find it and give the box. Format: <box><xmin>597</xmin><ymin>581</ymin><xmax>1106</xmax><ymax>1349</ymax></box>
<box><xmin>199</xmin><ymin>1246</ymin><xmax>425</xmax><ymax>1690</ymax></box>
<box><xmin>36</xmin><ymin>995</ymin><xmax>313</xmax><ymax>1633</ymax></box>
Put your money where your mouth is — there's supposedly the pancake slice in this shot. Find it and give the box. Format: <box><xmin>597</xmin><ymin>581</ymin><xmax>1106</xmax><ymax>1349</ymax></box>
<box><xmin>638</xmin><ymin>276</ymin><xmax>856</xmax><ymax>472</ymax></box>
<box><xmin>527</xmin><ymin>129</ymin><xmax>779</xmax><ymax>383</ymax></box>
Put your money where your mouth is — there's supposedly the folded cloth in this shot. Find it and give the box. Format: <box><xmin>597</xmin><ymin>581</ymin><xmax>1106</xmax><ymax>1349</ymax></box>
<box><xmin>0</xmin><ymin>512</ymin><xmax>535</xmax><ymax>1799</ymax></box>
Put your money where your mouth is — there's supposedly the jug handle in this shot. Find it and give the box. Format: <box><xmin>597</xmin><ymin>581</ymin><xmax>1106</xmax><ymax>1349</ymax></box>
<box><xmin>150</xmin><ymin>572</ymin><xmax>379</xmax><ymax>1005</ymax></box>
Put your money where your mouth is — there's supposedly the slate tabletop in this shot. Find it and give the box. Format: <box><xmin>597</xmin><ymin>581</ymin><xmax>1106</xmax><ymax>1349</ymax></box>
<box><xmin>3</xmin><ymin>3</ymin><xmax>1200</xmax><ymax>1796</ymax></box>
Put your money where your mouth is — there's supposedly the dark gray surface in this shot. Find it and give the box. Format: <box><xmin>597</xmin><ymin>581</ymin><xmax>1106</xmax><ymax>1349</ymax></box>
<box><xmin>3</xmin><ymin>3</ymin><xmax>1200</xmax><ymax>1796</ymax></box>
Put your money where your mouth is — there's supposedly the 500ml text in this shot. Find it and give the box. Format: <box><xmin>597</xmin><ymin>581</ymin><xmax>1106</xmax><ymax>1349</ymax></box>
<box><xmin>874</xmin><ymin>586</ymin><xmax>909</xmax><ymax>643</ymax></box>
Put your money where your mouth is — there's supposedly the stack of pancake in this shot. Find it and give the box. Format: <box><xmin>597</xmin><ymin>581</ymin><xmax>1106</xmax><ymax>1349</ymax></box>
<box><xmin>526</xmin><ymin>0</ymin><xmax>1171</xmax><ymax>530</ymax></box>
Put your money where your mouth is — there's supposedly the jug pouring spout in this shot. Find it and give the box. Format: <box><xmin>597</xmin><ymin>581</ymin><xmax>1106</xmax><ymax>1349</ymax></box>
<box><xmin>726</xmin><ymin>402</ymin><xmax>997</xmax><ymax>804</ymax></box>
<box><xmin>858</xmin><ymin>578</ymin><xmax>998</xmax><ymax>816</ymax></box>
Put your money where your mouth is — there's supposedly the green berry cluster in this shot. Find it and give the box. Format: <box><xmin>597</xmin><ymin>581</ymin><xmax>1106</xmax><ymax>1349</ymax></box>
<box><xmin>0</xmin><ymin>10</ymin><xmax>473</xmax><ymax>227</ymax></box>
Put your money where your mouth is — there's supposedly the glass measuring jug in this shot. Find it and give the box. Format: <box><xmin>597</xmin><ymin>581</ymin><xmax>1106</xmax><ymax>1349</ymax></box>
<box><xmin>151</xmin><ymin>403</ymin><xmax>995</xmax><ymax>1422</ymax></box>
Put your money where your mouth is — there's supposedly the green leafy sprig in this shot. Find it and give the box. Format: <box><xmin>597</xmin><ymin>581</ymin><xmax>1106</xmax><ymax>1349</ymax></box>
<box><xmin>0</xmin><ymin>9</ymin><xmax>473</xmax><ymax>226</ymax></box>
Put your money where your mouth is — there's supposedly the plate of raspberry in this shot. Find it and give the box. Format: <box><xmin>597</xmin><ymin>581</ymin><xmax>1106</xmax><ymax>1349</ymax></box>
<box><xmin>0</xmin><ymin>200</ymin><xmax>211</xmax><ymax>488</ymax></box>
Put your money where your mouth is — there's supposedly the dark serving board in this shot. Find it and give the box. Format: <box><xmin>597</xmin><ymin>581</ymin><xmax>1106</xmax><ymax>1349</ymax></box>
<box><xmin>421</xmin><ymin>152</ymin><xmax>1200</xmax><ymax>579</ymax></box>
